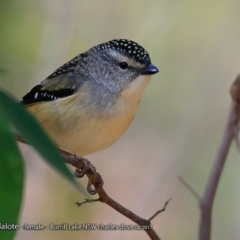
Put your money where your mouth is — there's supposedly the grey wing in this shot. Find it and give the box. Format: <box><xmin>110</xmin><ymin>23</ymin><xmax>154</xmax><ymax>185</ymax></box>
<box><xmin>20</xmin><ymin>54</ymin><xmax>88</xmax><ymax>105</ymax></box>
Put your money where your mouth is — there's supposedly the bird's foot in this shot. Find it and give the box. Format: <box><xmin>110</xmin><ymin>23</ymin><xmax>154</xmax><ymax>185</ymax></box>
<box><xmin>87</xmin><ymin>177</ymin><xmax>104</xmax><ymax>195</ymax></box>
<box><xmin>74</xmin><ymin>157</ymin><xmax>103</xmax><ymax>194</ymax></box>
<box><xmin>74</xmin><ymin>157</ymin><xmax>96</xmax><ymax>178</ymax></box>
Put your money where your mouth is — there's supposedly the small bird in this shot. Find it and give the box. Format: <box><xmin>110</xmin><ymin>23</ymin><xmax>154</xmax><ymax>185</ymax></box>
<box><xmin>20</xmin><ymin>39</ymin><xmax>159</xmax><ymax>156</ymax></box>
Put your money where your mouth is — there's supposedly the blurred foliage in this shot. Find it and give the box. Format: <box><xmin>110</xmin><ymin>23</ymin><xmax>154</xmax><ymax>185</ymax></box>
<box><xmin>0</xmin><ymin>116</ymin><xmax>24</xmax><ymax>240</ymax></box>
<box><xmin>0</xmin><ymin>0</ymin><xmax>240</xmax><ymax>240</ymax></box>
<box><xmin>0</xmin><ymin>87</ymin><xmax>88</xmax><ymax>240</ymax></box>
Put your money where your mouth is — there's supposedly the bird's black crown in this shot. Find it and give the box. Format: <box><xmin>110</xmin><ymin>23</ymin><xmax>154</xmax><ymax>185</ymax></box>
<box><xmin>96</xmin><ymin>39</ymin><xmax>151</xmax><ymax>64</ymax></box>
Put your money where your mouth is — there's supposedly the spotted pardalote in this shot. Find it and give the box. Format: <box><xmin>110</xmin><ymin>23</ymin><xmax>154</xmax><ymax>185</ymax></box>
<box><xmin>20</xmin><ymin>39</ymin><xmax>159</xmax><ymax>156</ymax></box>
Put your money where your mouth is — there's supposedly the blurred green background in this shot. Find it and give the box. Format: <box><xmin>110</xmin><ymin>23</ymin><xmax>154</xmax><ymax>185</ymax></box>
<box><xmin>1</xmin><ymin>0</ymin><xmax>240</xmax><ymax>239</ymax></box>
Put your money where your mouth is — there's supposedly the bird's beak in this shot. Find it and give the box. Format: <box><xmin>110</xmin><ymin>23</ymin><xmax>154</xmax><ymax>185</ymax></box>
<box><xmin>141</xmin><ymin>64</ymin><xmax>159</xmax><ymax>75</ymax></box>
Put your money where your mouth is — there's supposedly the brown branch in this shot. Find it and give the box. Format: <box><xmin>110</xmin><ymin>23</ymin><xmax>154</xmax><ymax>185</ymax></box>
<box><xmin>178</xmin><ymin>74</ymin><xmax>240</xmax><ymax>240</ymax></box>
<box><xmin>17</xmin><ymin>135</ymin><xmax>169</xmax><ymax>240</ymax></box>
<box><xmin>64</xmin><ymin>152</ymin><xmax>162</xmax><ymax>240</ymax></box>
<box><xmin>198</xmin><ymin>75</ymin><xmax>240</xmax><ymax>240</ymax></box>
<box><xmin>199</xmin><ymin>102</ymin><xmax>236</xmax><ymax>240</ymax></box>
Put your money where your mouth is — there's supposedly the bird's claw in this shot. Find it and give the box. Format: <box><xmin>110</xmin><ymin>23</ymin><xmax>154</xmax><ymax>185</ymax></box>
<box><xmin>73</xmin><ymin>158</ymin><xmax>103</xmax><ymax>194</ymax></box>
<box><xmin>74</xmin><ymin>158</ymin><xmax>95</xmax><ymax>178</ymax></box>
<box><xmin>87</xmin><ymin>178</ymin><xmax>104</xmax><ymax>195</ymax></box>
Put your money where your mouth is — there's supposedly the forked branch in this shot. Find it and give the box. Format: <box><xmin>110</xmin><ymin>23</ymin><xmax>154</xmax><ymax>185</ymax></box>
<box><xmin>17</xmin><ymin>136</ymin><xmax>170</xmax><ymax>240</ymax></box>
<box><xmin>179</xmin><ymin>74</ymin><xmax>240</xmax><ymax>240</ymax></box>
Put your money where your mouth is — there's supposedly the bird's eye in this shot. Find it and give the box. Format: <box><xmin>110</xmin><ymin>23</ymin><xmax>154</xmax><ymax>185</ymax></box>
<box><xmin>119</xmin><ymin>62</ymin><xmax>128</xmax><ymax>70</ymax></box>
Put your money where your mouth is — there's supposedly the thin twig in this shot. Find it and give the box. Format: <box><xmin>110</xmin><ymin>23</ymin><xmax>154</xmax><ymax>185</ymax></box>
<box><xmin>148</xmin><ymin>198</ymin><xmax>172</xmax><ymax>221</ymax></box>
<box><xmin>75</xmin><ymin>198</ymin><xmax>100</xmax><ymax>207</ymax></box>
<box><xmin>178</xmin><ymin>176</ymin><xmax>201</xmax><ymax>201</ymax></box>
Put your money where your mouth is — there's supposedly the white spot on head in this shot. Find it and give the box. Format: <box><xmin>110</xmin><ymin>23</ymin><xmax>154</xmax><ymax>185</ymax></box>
<box><xmin>34</xmin><ymin>92</ymin><xmax>38</xmax><ymax>99</ymax></box>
